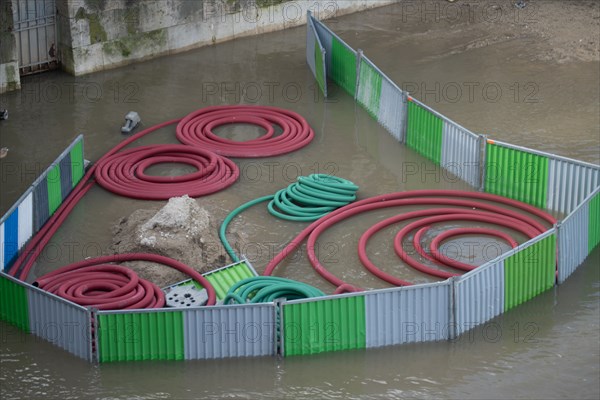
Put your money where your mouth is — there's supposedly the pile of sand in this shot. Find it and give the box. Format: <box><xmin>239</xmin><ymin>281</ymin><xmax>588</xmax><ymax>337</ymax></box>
<box><xmin>111</xmin><ymin>195</ymin><xmax>241</xmax><ymax>287</ymax></box>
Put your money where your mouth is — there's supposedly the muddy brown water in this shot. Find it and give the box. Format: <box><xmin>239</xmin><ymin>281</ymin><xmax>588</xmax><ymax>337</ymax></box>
<box><xmin>1</xmin><ymin>4</ymin><xmax>599</xmax><ymax>399</ymax></box>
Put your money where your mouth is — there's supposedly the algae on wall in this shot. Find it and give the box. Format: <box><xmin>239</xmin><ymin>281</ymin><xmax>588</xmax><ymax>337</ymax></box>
<box><xmin>75</xmin><ymin>7</ymin><xmax>108</xmax><ymax>44</ymax></box>
<box><xmin>61</xmin><ymin>0</ymin><xmax>395</xmax><ymax>75</ymax></box>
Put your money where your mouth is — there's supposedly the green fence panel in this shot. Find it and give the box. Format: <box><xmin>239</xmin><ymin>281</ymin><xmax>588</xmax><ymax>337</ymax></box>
<box><xmin>406</xmin><ymin>100</ymin><xmax>443</xmax><ymax>164</ymax></box>
<box><xmin>589</xmin><ymin>191</ymin><xmax>600</xmax><ymax>253</ymax></box>
<box><xmin>205</xmin><ymin>262</ymin><xmax>256</xmax><ymax>300</ymax></box>
<box><xmin>330</xmin><ymin>38</ymin><xmax>357</xmax><ymax>97</ymax></box>
<box><xmin>284</xmin><ymin>295</ymin><xmax>366</xmax><ymax>356</ymax></box>
<box><xmin>357</xmin><ymin>59</ymin><xmax>383</xmax><ymax>118</ymax></box>
<box><xmin>46</xmin><ymin>164</ymin><xmax>62</xmax><ymax>216</ymax></box>
<box><xmin>485</xmin><ymin>143</ymin><xmax>549</xmax><ymax>209</ymax></box>
<box><xmin>0</xmin><ymin>274</ymin><xmax>30</xmax><ymax>331</ymax></box>
<box><xmin>173</xmin><ymin>261</ymin><xmax>257</xmax><ymax>301</ymax></box>
<box><xmin>98</xmin><ymin>311</ymin><xmax>184</xmax><ymax>362</ymax></box>
<box><xmin>504</xmin><ymin>234</ymin><xmax>556</xmax><ymax>312</ymax></box>
<box><xmin>69</xmin><ymin>140</ymin><xmax>85</xmax><ymax>187</ymax></box>
<box><xmin>314</xmin><ymin>38</ymin><xmax>326</xmax><ymax>95</ymax></box>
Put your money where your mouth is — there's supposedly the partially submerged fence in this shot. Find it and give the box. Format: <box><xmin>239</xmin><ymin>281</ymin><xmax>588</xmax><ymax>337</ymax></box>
<box><xmin>1</xmin><ymin>15</ymin><xmax>599</xmax><ymax>363</ymax></box>
<box><xmin>0</xmin><ymin>271</ymin><xmax>93</xmax><ymax>361</ymax></box>
<box><xmin>300</xmin><ymin>12</ymin><xmax>600</xmax><ymax>354</ymax></box>
<box><xmin>1</xmin><ymin>135</ymin><xmax>85</xmax><ymax>272</ymax></box>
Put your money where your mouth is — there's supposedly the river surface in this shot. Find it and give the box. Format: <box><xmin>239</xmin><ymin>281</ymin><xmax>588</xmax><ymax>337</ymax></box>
<box><xmin>1</xmin><ymin>3</ymin><xmax>599</xmax><ymax>399</ymax></box>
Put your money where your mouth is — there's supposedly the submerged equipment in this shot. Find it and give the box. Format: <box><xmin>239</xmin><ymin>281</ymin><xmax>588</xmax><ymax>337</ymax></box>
<box><xmin>121</xmin><ymin>111</ymin><xmax>141</xmax><ymax>134</ymax></box>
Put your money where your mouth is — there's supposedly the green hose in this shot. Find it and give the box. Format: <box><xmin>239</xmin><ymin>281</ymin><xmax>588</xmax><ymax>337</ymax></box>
<box><xmin>220</xmin><ymin>174</ymin><xmax>359</xmax><ymax>263</ymax></box>
<box><xmin>223</xmin><ymin>276</ymin><xmax>325</xmax><ymax>304</ymax></box>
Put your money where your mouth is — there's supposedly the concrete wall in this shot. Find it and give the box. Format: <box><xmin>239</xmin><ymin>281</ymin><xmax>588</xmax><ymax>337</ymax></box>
<box><xmin>57</xmin><ymin>0</ymin><xmax>396</xmax><ymax>76</ymax></box>
<box><xmin>0</xmin><ymin>0</ymin><xmax>21</xmax><ymax>93</ymax></box>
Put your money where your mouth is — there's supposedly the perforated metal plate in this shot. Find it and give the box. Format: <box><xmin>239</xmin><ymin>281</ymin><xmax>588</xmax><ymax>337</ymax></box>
<box><xmin>165</xmin><ymin>285</ymin><xmax>208</xmax><ymax>308</ymax></box>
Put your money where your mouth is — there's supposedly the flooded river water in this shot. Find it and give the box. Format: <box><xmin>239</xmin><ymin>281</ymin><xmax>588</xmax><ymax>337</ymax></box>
<box><xmin>1</xmin><ymin>3</ymin><xmax>599</xmax><ymax>399</ymax></box>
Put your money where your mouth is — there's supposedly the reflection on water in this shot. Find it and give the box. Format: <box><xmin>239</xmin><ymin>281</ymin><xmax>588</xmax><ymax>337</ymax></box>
<box><xmin>0</xmin><ymin>3</ymin><xmax>598</xmax><ymax>399</ymax></box>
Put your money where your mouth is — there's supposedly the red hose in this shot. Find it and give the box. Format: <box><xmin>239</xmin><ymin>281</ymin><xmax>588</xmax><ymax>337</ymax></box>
<box><xmin>94</xmin><ymin>144</ymin><xmax>239</xmax><ymax>200</ymax></box>
<box><xmin>176</xmin><ymin>105</ymin><xmax>314</xmax><ymax>157</ymax></box>
<box><xmin>264</xmin><ymin>190</ymin><xmax>556</xmax><ymax>289</ymax></box>
<box><xmin>429</xmin><ymin>227</ymin><xmax>518</xmax><ymax>270</ymax></box>
<box><xmin>34</xmin><ymin>254</ymin><xmax>217</xmax><ymax>308</ymax></box>
<box><xmin>412</xmin><ymin>226</ymin><xmax>518</xmax><ymax>268</ymax></box>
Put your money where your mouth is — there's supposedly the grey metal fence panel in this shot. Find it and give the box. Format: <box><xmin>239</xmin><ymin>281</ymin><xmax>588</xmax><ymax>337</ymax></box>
<box><xmin>306</xmin><ymin>14</ymin><xmax>317</xmax><ymax>79</ymax></box>
<box><xmin>378</xmin><ymin>74</ymin><xmax>407</xmax><ymax>142</ymax></box>
<box><xmin>183</xmin><ymin>303</ymin><xmax>276</xmax><ymax>360</ymax></box>
<box><xmin>32</xmin><ymin>178</ymin><xmax>49</xmax><ymax>232</ymax></box>
<box><xmin>558</xmin><ymin>200</ymin><xmax>590</xmax><ymax>284</ymax></box>
<box><xmin>312</xmin><ymin>16</ymin><xmax>334</xmax><ymax>73</ymax></box>
<box><xmin>27</xmin><ymin>284</ymin><xmax>92</xmax><ymax>361</ymax></box>
<box><xmin>364</xmin><ymin>281</ymin><xmax>451</xmax><ymax>348</ymax></box>
<box><xmin>442</xmin><ymin>121</ymin><xmax>482</xmax><ymax>188</ymax></box>
<box><xmin>454</xmin><ymin>260</ymin><xmax>505</xmax><ymax>337</ymax></box>
<box><xmin>547</xmin><ymin>157</ymin><xmax>600</xmax><ymax>214</ymax></box>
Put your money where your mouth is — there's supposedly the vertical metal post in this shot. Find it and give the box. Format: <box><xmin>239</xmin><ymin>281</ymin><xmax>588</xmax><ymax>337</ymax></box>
<box><xmin>399</xmin><ymin>91</ymin><xmax>409</xmax><ymax>144</ymax></box>
<box><xmin>355</xmin><ymin>49</ymin><xmax>363</xmax><ymax>101</ymax></box>
<box><xmin>449</xmin><ymin>277</ymin><xmax>458</xmax><ymax>341</ymax></box>
<box><xmin>479</xmin><ymin>134</ymin><xmax>488</xmax><ymax>192</ymax></box>
<box><xmin>92</xmin><ymin>309</ymin><xmax>99</xmax><ymax>363</ymax></box>
<box><xmin>555</xmin><ymin>221</ymin><xmax>563</xmax><ymax>284</ymax></box>
<box><xmin>321</xmin><ymin>48</ymin><xmax>328</xmax><ymax>98</ymax></box>
<box><xmin>275</xmin><ymin>299</ymin><xmax>285</xmax><ymax>357</ymax></box>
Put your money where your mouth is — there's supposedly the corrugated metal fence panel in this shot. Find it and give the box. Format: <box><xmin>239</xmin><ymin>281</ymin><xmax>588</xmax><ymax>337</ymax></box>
<box><xmin>558</xmin><ymin>203</ymin><xmax>589</xmax><ymax>284</ymax></box>
<box><xmin>183</xmin><ymin>304</ymin><xmax>276</xmax><ymax>360</ymax></box>
<box><xmin>283</xmin><ymin>294</ymin><xmax>366</xmax><ymax>356</ymax></box>
<box><xmin>455</xmin><ymin>260</ymin><xmax>505</xmax><ymax>337</ymax></box>
<box><xmin>330</xmin><ymin>37</ymin><xmax>357</xmax><ymax>97</ymax></box>
<box><xmin>485</xmin><ymin>142</ymin><xmax>549</xmax><ymax>209</ymax></box>
<box><xmin>306</xmin><ymin>16</ymin><xmax>317</xmax><ymax>81</ymax></box>
<box><xmin>315</xmin><ymin>37</ymin><xmax>327</xmax><ymax>97</ymax></box>
<box><xmin>97</xmin><ymin>310</ymin><xmax>184</xmax><ymax>362</ymax></box>
<box><xmin>1</xmin><ymin>209</ymin><xmax>19</xmax><ymax>271</ymax></box>
<box><xmin>364</xmin><ymin>281</ymin><xmax>451</xmax><ymax>348</ymax></box>
<box><xmin>33</xmin><ymin>177</ymin><xmax>50</xmax><ymax>231</ymax></box>
<box><xmin>1</xmin><ymin>191</ymin><xmax>34</xmax><ymax>272</ymax></box>
<box><xmin>17</xmin><ymin>192</ymin><xmax>34</xmax><ymax>252</ymax></box>
<box><xmin>204</xmin><ymin>261</ymin><xmax>258</xmax><ymax>300</ymax></box>
<box><xmin>442</xmin><ymin>121</ymin><xmax>481</xmax><ymax>188</ymax></box>
<box><xmin>27</xmin><ymin>285</ymin><xmax>92</xmax><ymax>361</ymax></box>
<box><xmin>0</xmin><ymin>272</ymin><xmax>30</xmax><ymax>331</ymax></box>
<box><xmin>589</xmin><ymin>190</ymin><xmax>600</xmax><ymax>253</ymax></box>
<box><xmin>504</xmin><ymin>231</ymin><xmax>556</xmax><ymax>312</ymax></box>
<box><xmin>357</xmin><ymin>58</ymin><xmax>382</xmax><ymax>118</ymax></box>
<box><xmin>312</xmin><ymin>17</ymin><xmax>334</xmax><ymax>74</ymax></box>
<box><xmin>547</xmin><ymin>158</ymin><xmax>600</xmax><ymax>214</ymax></box>
<box><xmin>58</xmin><ymin>152</ymin><xmax>73</xmax><ymax>200</ymax></box>
<box><xmin>377</xmin><ymin>75</ymin><xmax>407</xmax><ymax>142</ymax></box>
<box><xmin>69</xmin><ymin>139</ymin><xmax>85</xmax><ymax>187</ymax></box>
<box><xmin>46</xmin><ymin>163</ymin><xmax>62</xmax><ymax>216</ymax></box>
<box><xmin>406</xmin><ymin>99</ymin><xmax>443</xmax><ymax>164</ymax></box>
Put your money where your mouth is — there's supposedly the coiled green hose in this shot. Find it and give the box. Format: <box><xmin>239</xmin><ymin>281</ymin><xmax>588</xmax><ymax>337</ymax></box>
<box><xmin>219</xmin><ymin>174</ymin><xmax>358</xmax><ymax>262</ymax></box>
<box><xmin>223</xmin><ymin>276</ymin><xmax>325</xmax><ymax>304</ymax></box>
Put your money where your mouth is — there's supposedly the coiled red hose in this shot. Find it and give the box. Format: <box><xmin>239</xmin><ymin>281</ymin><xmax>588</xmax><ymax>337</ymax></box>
<box><xmin>94</xmin><ymin>144</ymin><xmax>239</xmax><ymax>200</ymax></box>
<box><xmin>34</xmin><ymin>254</ymin><xmax>217</xmax><ymax>309</ymax></box>
<box><xmin>264</xmin><ymin>190</ymin><xmax>556</xmax><ymax>290</ymax></box>
<box><xmin>176</xmin><ymin>105</ymin><xmax>315</xmax><ymax>157</ymax></box>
